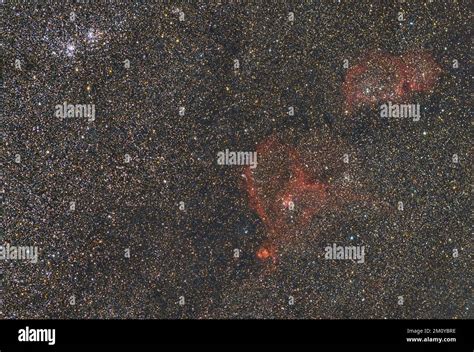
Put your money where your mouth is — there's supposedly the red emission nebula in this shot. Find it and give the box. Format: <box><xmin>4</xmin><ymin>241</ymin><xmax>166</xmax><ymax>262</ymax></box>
<box><xmin>244</xmin><ymin>136</ymin><xmax>382</xmax><ymax>263</ymax></box>
<box><xmin>245</xmin><ymin>50</ymin><xmax>441</xmax><ymax>263</ymax></box>
<box><xmin>342</xmin><ymin>50</ymin><xmax>441</xmax><ymax>115</ymax></box>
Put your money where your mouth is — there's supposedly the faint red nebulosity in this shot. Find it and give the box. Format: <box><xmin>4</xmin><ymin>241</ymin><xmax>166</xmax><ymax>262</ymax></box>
<box><xmin>342</xmin><ymin>50</ymin><xmax>442</xmax><ymax>115</ymax></box>
<box><xmin>400</xmin><ymin>51</ymin><xmax>442</xmax><ymax>93</ymax></box>
<box><xmin>244</xmin><ymin>136</ymin><xmax>381</xmax><ymax>263</ymax></box>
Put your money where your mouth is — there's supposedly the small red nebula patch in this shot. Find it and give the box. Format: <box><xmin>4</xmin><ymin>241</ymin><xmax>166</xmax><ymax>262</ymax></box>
<box><xmin>342</xmin><ymin>50</ymin><xmax>441</xmax><ymax>115</ymax></box>
<box><xmin>256</xmin><ymin>246</ymin><xmax>271</xmax><ymax>260</ymax></box>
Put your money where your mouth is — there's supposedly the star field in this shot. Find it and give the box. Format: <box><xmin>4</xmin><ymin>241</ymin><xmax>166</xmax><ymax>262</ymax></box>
<box><xmin>2</xmin><ymin>1</ymin><xmax>472</xmax><ymax>319</ymax></box>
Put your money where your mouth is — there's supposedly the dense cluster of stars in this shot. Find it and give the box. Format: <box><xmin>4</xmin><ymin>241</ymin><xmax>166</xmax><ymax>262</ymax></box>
<box><xmin>2</xmin><ymin>2</ymin><xmax>471</xmax><ymax>319</ymax></box>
